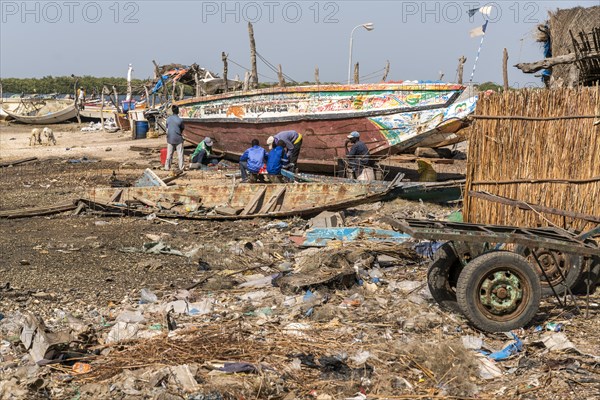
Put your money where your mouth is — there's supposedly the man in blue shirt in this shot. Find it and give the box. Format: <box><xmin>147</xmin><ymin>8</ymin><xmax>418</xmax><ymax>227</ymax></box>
<box><xmin>266</xmin><ymin>130</ymin><xmax>302</xmax><ymax>170</ymax></box>
<box><xmin>344</xmin><ymin>131</ymin><xmax>370</xmax><ymax>178</ymax></box>
<box><xmin>266</xmin><ymin>141</ymin><xmax>289</xmax><ymax>182</ymax></box>
<box><xmin>239</xmin><ymin>139</ymin><xmax>267</xmax><ymax>182</ymax></box>
<box><xmin>165</xmin><ymin>105</ymin><xmax>185</xmax><ymax>171</ymax></box>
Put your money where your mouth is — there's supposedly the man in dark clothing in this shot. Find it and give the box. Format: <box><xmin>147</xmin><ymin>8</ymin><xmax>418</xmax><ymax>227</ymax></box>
<box><xmin>344</xmin><ymin>131</ymin><xmax>370</xmax><ymax>178</ymax></box>
<box><xmin>267</xmin><ymin>130</ymin><xmax>302</xmax><ymax>170</ymax></box>
<box><xmin>266</xmin><ymin>141</ymin><xmax>289</xmax><ymax>182</ymax></box>
<box><xmin>239</xmin><ymin>139</ymin><xmax>267</xmax><ymax>182</ymax></box>
<box><xmin>165</xmin><ymin>105</ymin><xmax>185</xmax><ymax>171</ymax></box>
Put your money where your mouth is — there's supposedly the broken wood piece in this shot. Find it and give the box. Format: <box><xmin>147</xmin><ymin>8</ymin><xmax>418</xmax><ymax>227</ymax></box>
<box><xmin>260</xmin><ymin>187</ymin><xmax>286</xmax><ymax>214</ymax></box>
<box><xmin>0</xmin><ymin>157</ymin><xmax>38</xmax><ymax>168</ymax></box>
<box><xmin>0</xmin><ymin>201</ymin><xmax>77</xmax><ymax>219</ymax></box>
<box><xmin>214</xmin><ymin>206</ymin><xmax>244</xmax><ymax>216</ymax></box>
<box><xmin>134</xmin><ymin>196</ymin><xmax>158</xmax><ymax>208</ymax></box>
<box><xmin>241</xmin><ymin>187</ymin><xmax>267</xmax><ymax>215</ymax></box>
<box><xmin>109</xmin><ymin>189</ymin><xmax>123</xmax><ymax>203</ymax></box>
<box><xmin>72</xmin><ymin>202</ymin><xmax>86</xmax><ymax>216</ymax></box>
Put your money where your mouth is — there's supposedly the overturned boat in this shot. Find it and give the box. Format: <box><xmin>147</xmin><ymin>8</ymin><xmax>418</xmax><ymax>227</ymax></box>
<box><xmin>2</xmin><ymin>98</ymin><xmax>78</xmax><ymax>124</ymax></box>
<box><xmin>82</xmin><ymin>177</ymin><xmax>401</xmax><ymax>220</ymax></box>
<box><xmin>175</xmin><ymin>82</ymin><xmax>477</xmax><ymax>172</ymax></box>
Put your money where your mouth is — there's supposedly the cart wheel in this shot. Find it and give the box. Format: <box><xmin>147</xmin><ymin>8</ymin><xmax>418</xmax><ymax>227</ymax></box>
<box><xmin>427</xmin><ymin>242</ymin><xmax>462</xmax><ymax>313</ymax></box>
<box><xmin>571</xmin><ymin>256</ymin><xmax>600</xmax><ymax>295</ymax></box>
<box><xmin>515</xmin><ymin>246</ymin><xmax>584</xmax><ymax>296</ymax></box>
<box><xmin>456</xmin><ymin>251</ymin><xmax>541</xmax><ymax>332</ymax></box>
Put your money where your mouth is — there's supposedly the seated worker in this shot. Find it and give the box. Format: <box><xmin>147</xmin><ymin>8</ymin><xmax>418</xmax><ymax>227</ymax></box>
<box><xmin>344</xmin><ymin>131</ymin><xmax>370</xmax><ymax>178</ymax></box>
<box><xmin>239</xmin><ymin>139</ymin><xmax>267</xmax><ymax>182</ymax></box>
<box><xmin>189</xmin><ymin>137</ymin><xmax>218</xmax><ymax>170</ymax></box>
<box><xmin>266</xmin><ymin>141</ymin><xmax>289</xmax><ymax>183</ymax></box>
<box><xmin>266</xmin><ymin>130</ymin><xmax>302</xmax><ymax>170</ymax></box>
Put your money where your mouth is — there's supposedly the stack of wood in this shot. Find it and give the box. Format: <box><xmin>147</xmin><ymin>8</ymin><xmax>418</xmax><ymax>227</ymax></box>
<box><xmin>464</xmin><ymin>87</ymin><xmax>600</xmax><ymax>231</ymax></box>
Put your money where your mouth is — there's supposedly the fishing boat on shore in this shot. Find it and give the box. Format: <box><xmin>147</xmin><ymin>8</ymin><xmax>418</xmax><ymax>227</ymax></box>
<box><xmin>2</xmin><ymin>98</ymin><xmax>78</xmax><ymax>124</ymax></box>
<box><xmin>175</xmin><ymin>82</ymin><xmax>477</xmax><ymax>172</ymax></box>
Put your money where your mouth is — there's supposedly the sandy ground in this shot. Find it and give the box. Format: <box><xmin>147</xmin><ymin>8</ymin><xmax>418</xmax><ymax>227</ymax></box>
<box><xmin>0</xmin><ymin>122</ymin><xmax>165</xmax><ymax>165</ymax></box>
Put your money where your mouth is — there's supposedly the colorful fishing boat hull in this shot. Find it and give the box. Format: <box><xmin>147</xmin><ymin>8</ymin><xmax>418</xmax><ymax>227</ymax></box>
<box><xmin>175</xmin><ymin>83</ymin><xmax>477</xmax><ymax>171</ymax></box>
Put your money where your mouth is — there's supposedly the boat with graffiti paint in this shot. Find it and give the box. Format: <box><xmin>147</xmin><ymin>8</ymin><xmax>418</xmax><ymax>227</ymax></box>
<box><xmin>175</xmin><ymin>82</ymin><xmax>477</xmax><ymax>172</ymax></box>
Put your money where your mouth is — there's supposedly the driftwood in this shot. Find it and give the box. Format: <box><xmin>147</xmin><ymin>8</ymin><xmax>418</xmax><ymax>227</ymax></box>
<box><xmin>515</xmin><ymin>50</ymin><xmax>600</xmax><ymax>73</ymax></box>
<box><xmin>0</xmin><ymin>157</ymin><xmax>38</xmax><ymax>168</ymax></box>
<box><xmin>0</xmin><ymin>201</ymin><xmax>77</xmax><ymax>219</ymax></box>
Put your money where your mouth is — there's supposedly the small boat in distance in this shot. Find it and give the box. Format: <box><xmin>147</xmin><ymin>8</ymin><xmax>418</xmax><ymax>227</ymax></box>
<box><xmin>175</xmin><ymin>82</ymin><xmax>477</xmax><ymax>172</ymax></box>
<box><xmin>2</xmin><ymin>98</ymin><xmax>78</xmax><ymax>124</ymax></box>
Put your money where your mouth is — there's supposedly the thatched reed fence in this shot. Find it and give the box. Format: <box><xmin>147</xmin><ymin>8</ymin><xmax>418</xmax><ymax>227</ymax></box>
<box><xmin>464</xmin><ymin>87</ymin><xmax>600</xmax><ymax>232</ymax></box>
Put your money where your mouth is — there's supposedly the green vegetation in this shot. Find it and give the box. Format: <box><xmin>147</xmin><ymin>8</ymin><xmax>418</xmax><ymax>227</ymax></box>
<box><xmin>476</xmin><ymin>81</ymin><xmax>505</xmax><ymax>92</ymax></box>
<box><xmin>0</xmin><ymin>76</ymin><xmax>149</xmax><ymax>95</ymax></box>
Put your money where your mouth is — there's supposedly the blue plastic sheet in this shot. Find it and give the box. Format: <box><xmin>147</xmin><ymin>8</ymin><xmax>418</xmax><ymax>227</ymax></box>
<box><xmin>302</xmin><ymin>227</ymin><xmax>411</xmax><ymax>247</ymax></box>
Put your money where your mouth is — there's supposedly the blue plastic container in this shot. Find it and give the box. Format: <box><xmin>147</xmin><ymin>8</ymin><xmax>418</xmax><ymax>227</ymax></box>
<box><xmin>122</xmin><ymin>100</ymin><xmax>135</xmax><ymax>112</ymax></box>
<box><xmin>135</xmin><ymin>121</ymin><xmax>149</xmax><ymax>139</ymax></box>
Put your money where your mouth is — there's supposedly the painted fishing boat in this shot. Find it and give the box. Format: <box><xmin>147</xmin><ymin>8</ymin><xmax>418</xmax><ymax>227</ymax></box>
<box><xmin>2</xmin><ymin>99</ymin><xmax>78</xmax><ymax>124</ymax></box>
<box><xmin>82</xmin><ymin>177</ymin><xmax>401</xmax><ymax>220</ymax></box>
<box><xmin>175</xmin><ymin>82</ymin><xmax>477</xmax><ymax>172</ymax></box>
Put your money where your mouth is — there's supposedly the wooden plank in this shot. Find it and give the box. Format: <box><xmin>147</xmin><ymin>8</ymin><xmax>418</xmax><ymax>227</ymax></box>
<box><xmin>0</xmin><ymin>157</ymin><xmax>38</xmax><ymax>168</ymax></box>
<box><xmin>109</xmin><ymin>189</ymin><xmax>123</xmax><ymax>203</ymax></box>
<box><xmin>469</xmin><ymin>191</ymin><xmax>600</xmax><ymax>224</ymax></box>
<box><xmin>259</xmin><ymin>186</ymin><xmax>286</xmax><ymax>214</ymax></box>
<box><xmin>214</xmin><ymin>206</ymin><xmax>244</xmax><ymax>216</ymax></box>
<box><xmin>241</xmin><ymin>187</ymin><xmax>266</xmax><ymax>215</ymax></box>
<box><xmin>0</xmin><ymin>202</ymin><xmax>77</xmax><ymax>219</ymax></box>
<box><xmin>133</xmin><ymin>196</ymin><xmax>158</xmax><ymax>208</ymax></box>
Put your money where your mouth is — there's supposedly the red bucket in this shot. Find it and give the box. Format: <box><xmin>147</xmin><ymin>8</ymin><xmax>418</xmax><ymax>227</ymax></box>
<box><xmin>160</xmin><ymin>147</ymin><xmax>168</xmax><ymax>166</ymax></box>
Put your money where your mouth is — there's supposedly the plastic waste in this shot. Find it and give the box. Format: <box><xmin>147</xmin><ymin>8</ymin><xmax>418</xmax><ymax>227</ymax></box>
<box><xmin>115</xmin><ymin>310</ymin><xmax>146</xmax><ymax>324</ymax></box>
<box><xmin>545</xmin><ymin>322</ymin><xmax>563</xmax><ymax>332</ymax></box>
<box><xmin>140</xmin><ymin>288</ymin><xmax>158</xmax><ymax>304</ymax></box>
<box><xmin>486</xmin><ymin>333</ymin><xmax>523</xmax><ymax>361</ymax></box>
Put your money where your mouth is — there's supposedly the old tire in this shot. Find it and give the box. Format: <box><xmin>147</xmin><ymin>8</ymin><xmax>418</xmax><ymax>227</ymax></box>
<box><xmin>456</xmin><ymin>251</ymin><xmax>541</xmax><ymax>333</ymax></box>
<box><xmin>571</xmin><ymin>256</ymin><xmax>600</xmax><ymax>295</ymax></box>
<box><xmin>515</xmin><ymin>246</ymin><xmax>584</xmax><ymax>296</ymax></box>
<box><xmin>427</xmin><ymin>242</ymin><xmax>462</xmax><ymax>313</ymax></box>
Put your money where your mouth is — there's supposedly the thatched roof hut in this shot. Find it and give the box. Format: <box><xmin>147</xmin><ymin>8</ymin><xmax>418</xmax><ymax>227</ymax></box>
<box><xmin>516</xmin><ymin>5</ymin><xmax>600</xmax><ymax>88</ymax></box>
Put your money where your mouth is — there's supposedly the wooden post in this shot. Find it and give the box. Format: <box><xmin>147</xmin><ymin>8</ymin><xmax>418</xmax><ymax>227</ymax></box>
<box><xmin>503</xmin><ymin>48</ymin><xmax>509</xmax><ymax>91</ymax></box>
<box><xmin>382</xmin><ymin>60</ymin><xmax>390</xmax><ymax>81</ymax></box>
<box><xmin>144</xmin><ymin>85</ymin><xmax>150</xmax><ymax>106</ymax></box>
<box><xmin>314</xmin><ymin>66</ymin><xmax>320</xmax><ymax>84</ymax></box>
<box><xmin>171</xmin><ymin>81</ymin><xmax>176</xmax><ymax>102</ymax></box>
<box><xmin>278</xmin><ymin>64</ymin><xmax>285</xmax><ymax>87</ymax></box>
<box><xmin>112</xmin><ymin>85</ymin><xmax>120</xmax><ymax>113</ymax></box>
<box><xmin>179</xmin><ymin>84</ymin><xmax>184</xmax><ymax>100</ymax></box>
<box><xmin>353</xmin><ymin>62</ymin><xmax>359</xmax><ymax>84</ymax></box>
<box><xmin>248</xmin><ymin>22</ymin><xmax>259</xmax><ymax>89</ymax></box>
<box><xmin>222</xmin><ymin>52</ymin><xmax>229</xmax><ymax>92</ymax></box>
<box><xmin>100</xmin><ymin>86</ymin><xmax>105</xmax><ymax>131</ymax></box>
<box><xmin>439</xmin><ymin>71</ymin><xmax>445</xmax><ymax>81</ymax></box>
<box><xmin>243</xmin><ymin>71</ymin><xmax>250</xmax><ymax>91</ymax></box>
<box><xmin>457</xmin><ymin>55</ymin><xmax>466</xmax><ymax>84</ymax></box>
<box><xmin>194</xmin><ymin>72</ymin><xmax>200</xmax><ymax>97</ymax></box>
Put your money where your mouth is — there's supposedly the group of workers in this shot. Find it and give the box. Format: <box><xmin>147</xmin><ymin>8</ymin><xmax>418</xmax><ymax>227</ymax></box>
<box><xmin>164</xmin><ymin>104</ymin><xmax>370</xmax><ymax>180</ymax></box>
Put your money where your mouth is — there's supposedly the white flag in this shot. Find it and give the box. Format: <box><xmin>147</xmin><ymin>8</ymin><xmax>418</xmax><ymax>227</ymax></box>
<box><xmin>470</xmin><ymin>20</ymin><xmax>489</xmax><ymax>38</ymax></box>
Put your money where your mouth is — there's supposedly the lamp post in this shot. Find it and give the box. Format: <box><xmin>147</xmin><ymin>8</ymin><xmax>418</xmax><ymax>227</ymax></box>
<box><xmin>348</xmin><ymin>22</ymin><xmax>374</xmax><ymax>84</ymax></box>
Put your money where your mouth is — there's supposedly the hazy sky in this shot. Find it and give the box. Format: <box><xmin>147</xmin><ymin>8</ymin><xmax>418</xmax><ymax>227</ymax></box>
<box><xmin>1</xmin><ymin>0</ymin><xmax>596</xmax><ymax>87</ymax></box>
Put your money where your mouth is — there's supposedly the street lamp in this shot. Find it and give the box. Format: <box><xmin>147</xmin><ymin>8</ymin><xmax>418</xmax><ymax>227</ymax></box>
<box><xmin>348</xmin><ymin>22</ymin><xmax>374</xmax><ymax>85</ymax></box>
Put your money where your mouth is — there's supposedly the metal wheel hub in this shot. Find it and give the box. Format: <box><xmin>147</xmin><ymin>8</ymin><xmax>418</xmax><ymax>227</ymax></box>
<box><xmin>537</xmin><ymin>252</ymin><xmax>560</xmax><ymax>276</ymax></box>
<box><xmin>479</xmin><ymin>271</ymin><xmax>523</xmax><ymax>314</ymax></box>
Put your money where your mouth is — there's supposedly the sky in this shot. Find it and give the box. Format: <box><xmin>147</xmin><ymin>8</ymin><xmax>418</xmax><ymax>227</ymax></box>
<box><xmin>0</xmin><ymin>0</ymin><xmax>597</xmax><ymax>88</ymax></box>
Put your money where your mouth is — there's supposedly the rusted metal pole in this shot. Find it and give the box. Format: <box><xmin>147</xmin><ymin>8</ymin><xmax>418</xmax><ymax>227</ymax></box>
<box><xmin>382</xmin><ymin>60</ymin><xmax>390</xmax><ymax>82</ymax></box>
<box><xmin>354</xmin><ymin>62</ymin><xmax>359</xmax><ymax>84</ymax></box>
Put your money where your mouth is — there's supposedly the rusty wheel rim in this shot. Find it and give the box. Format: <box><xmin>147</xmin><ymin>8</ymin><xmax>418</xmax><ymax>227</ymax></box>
<box><xmin>475</xmin><ymin>267</ymin><xmax>532</xmax><ymax>322</ymax></box>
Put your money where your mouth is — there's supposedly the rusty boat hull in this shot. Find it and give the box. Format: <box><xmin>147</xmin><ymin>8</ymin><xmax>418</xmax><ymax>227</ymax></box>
<box><xmin>175</xmin><ymin>83</ymin><xmax>477</xmax><ymax>172</ymax></box>
<box><xmin>83</xmin><ymin>180</ymin><xmax>397</xmax><ymax>220</ymax></box>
